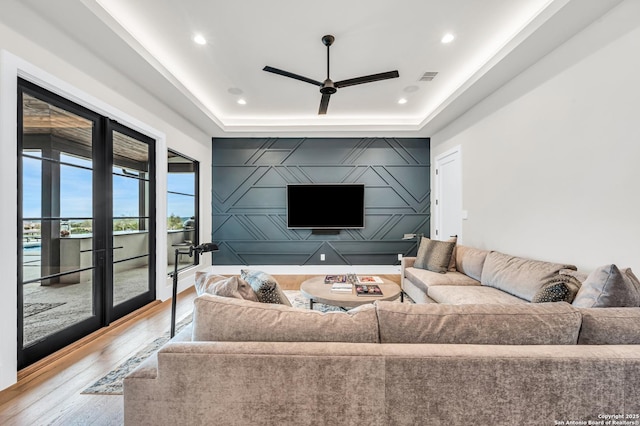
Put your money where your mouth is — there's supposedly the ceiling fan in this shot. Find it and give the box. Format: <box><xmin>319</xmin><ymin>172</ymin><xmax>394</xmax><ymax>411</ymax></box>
<box><xmin>263</xmin><ymin>35</ymin><xmax>399</xmax><ymax>115</ymax></box>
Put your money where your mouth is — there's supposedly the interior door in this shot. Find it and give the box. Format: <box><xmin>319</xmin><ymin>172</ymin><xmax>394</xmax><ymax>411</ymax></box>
<box><xmin>434</xmin><ymin>147</ymin><xmax>462</xmax><ymax>241</ymax></box>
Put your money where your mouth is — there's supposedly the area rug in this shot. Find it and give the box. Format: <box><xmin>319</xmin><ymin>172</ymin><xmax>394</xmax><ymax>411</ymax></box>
<box><xmin>82</xmin><ymin>290</ymin><xmax>410</xmax><ymax>395</ymax></box>
<box><xmin>81</xmin><ymin>315</ymin><xmax>193</xmax><ymax>395</ymax></box>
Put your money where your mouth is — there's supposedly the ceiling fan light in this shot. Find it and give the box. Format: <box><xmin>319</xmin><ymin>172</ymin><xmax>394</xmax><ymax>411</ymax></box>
<box><xmin>441</xmin><ymin>33</ymin><xmax>455</xmax><ymax>44</ymax></box>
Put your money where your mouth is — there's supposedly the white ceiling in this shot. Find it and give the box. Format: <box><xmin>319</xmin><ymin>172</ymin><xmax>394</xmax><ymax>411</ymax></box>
<box><xmin>6</xmin><ymin>0</ymin><xmax>624</xmax><ymax>136</ymax></box>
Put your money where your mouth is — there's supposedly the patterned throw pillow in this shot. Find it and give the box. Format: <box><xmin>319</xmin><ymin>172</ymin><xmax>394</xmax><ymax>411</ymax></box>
<box><xmin>531</xmin><ymin>275</ymin><xmax>575</xmax><ymax>303</ymax></box>
<box><xmin>240</xmin><ymin>269</ymin><xmax>292</xmax><ymax>306</ymax></box>
<box><xmin>413</xmin><ymin>237</ymin><xmax>456</xmax><ymax>274</ymax></box>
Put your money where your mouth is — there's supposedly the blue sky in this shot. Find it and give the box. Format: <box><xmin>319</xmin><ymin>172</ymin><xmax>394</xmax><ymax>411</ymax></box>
<box><xmin>22</xmin><ymin>155</ymin><xmax>195</xmax><ymax>219</ymax></box>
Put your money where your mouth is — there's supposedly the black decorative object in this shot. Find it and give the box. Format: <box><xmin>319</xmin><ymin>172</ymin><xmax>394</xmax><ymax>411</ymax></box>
<box><xmin>170</xmin><ymin>242</ymin><xmax>219</xmax><ymax>337</ymax></box>
<box><xmin>263</xmin><ymin>34</ymin><xmax>399</xmax><ymax>114</ymax></box>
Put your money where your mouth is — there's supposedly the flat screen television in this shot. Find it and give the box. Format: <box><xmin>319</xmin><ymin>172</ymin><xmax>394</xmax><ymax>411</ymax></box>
<box><xmin>286</xmin><ymin>184</ymin><xmax>365</xmax><ymax>229</ymax></box>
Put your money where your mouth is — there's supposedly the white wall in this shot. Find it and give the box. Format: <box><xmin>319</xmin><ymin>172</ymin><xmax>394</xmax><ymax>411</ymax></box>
<box><xmin>431</xmin><ymin>0</ymin><xmax>640</xmax><ymax>273</ymax></box>
<box><xmin>0</xmin><ymin>19</ymin><xmax>213</xmax><ymax>390</ymax></box>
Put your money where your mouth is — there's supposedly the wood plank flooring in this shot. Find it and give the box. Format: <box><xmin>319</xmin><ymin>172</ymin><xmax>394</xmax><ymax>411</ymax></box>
<box><xmin>0</xmin><ymin>287</ymin><xmax>197</xmax><ymax>426</ymax></box>
<box><xmin>0</xmin><ymin>273</ymin><xmax>399</xmax><ymax>425</ymax></box>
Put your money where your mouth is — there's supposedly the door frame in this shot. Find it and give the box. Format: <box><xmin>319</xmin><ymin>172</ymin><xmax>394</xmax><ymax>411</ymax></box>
<box><xmin>433</xmin><ymin>145</ymin><xmax>462</xmax><ymax>242</ymax></box>
<box><xmin>1</xmin><ymin>50</ymin><xmax>167</xmax><ymax>390</ymax></box>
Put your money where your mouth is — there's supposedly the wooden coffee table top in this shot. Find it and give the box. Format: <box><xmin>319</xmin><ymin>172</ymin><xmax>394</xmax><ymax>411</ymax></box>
<box><xmin>300</xmin><ymin>276</ymin><xmax>401</xmax><ymax>308</ymax></box>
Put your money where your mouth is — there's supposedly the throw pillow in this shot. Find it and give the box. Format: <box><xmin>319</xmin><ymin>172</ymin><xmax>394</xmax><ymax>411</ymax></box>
<box><xmin>572</xmin><ymin>264</ymin><xmax>640</xmax><ymax>308</ymax></box>
<box><xmin>194</xmin><ymin>273</ymin><xmax>243</xmax><ymax>299</ymax></box>
<box><xmin>240</xmin><ymin>269</ymin><xmax>292</xmax><ymax>306</ymax></box>
<box><xmin>531</xmin><ymin>275</ymin><xmax>580</xmax><ymax>303</ymax></box>
<box><xmin>413</xmin><ymin>237</ymin><xmax>456</xmax><ymax>274</ymax></box>
<box><xmin>447</xmin><ymin>236</ymin><xmax>458</xmax><ymax>272</ymax></box>
<box><xmin>236</xmin><ymin>277</ymin><xmax>259</xmax><ymax>302</ymax></box>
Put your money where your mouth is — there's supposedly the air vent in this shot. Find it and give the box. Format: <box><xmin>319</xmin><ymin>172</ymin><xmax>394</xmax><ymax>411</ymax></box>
<box><xmin>419</xmin><ymin>72</ymin><xmax>438</xmax><ymax>81</ymax></box>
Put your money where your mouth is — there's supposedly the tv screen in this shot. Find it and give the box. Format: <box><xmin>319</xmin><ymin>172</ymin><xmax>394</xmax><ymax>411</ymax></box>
<box><xmin>286</xmin><ymin>184</ymin><xmax>365</xmax><ymax>229</ymax></box>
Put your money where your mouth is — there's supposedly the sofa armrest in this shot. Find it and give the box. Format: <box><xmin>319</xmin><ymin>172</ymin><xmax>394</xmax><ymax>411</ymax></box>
<box><xmin>125</xmin><ymin>342</ymin><xmax>386</xmax><ymax>425</ymax></box>
<box><xmin>402</xmin><ymin>256</ymin><xmax>416</xmax><ymax>269</ymax></box>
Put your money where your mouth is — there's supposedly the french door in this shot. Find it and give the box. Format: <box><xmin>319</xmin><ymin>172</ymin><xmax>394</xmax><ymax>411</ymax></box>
<box><xmin>17</xmin><ymin>79</ymin><xmax>155</xmax><ymax>368</ymax></box>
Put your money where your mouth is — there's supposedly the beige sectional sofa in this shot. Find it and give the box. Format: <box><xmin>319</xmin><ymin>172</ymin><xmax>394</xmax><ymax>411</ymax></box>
<box><xmin>124</xmin><ymin>294</ymin><xmax>640</xmax><ymax>425</ymax></box>
<box><xmin>402</xmin><ymin>244</ymin><xmax>640</xmax><ymax>308</ymax></box>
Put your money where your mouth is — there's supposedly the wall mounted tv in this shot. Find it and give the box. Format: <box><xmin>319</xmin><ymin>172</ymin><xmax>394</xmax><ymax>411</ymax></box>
<box><xmin>286</xmin><ymin>184</ymin><xmax>365</xmax><ymax>230</ymax></box>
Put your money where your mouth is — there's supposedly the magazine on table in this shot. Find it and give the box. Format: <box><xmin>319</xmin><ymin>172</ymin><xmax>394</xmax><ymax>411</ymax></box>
<box><xmin>355</xmin><ymin>284</ymin><xmax>383</xmax><ymax>296</ymax></box>
<box><xmin>357</xmin><ymin>275</ymin><xmax>383</xmax><ymax>284</ymax></box>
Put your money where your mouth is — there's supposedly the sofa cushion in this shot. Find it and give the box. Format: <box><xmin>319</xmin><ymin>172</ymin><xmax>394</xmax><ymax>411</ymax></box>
<box><xmin>404</xmin><ymin>267</ymin><xmax>481</xmax><ymax>289</ymax></box>
<box><xmin>428</xmin><ymin>285</ymin><xmax>528</xmax><ymax>305</ymax></box>
<box><xmin>577</xmin><ymin>308</ymin><xmax>640</xmax><ymax>344</ymax></box>
<box><xmin>480</xmin><ymin>251</ymin><xmax>577</xmax><ymax>302</ymax></box>
<box><xmin>454</xmin><ymin>245</ymin><xmax>490</xmax><ymax>281</ymax></box>
<box><xmin>375</xmin><ymin>301</ymin><xmax>581</xmax><ymax>345</ymax></box>
<box><xmin>414</xmin><ymin>237</ymin><xmax>455</xmax><ymax>273</ymax></box>
<box><xmin>194</xmin><ymin>272</ymin><xmax>259</xmax><ymax>302</ymax></box>
<box><xmin>560</xmin><ymin>268</ymin><xmax>589</xmax><ymax>284</ymax></box>
<box><xmin>572</xmin><ymin>264</ymin><xmax>640</xmax><ymax>308</ymax></box>
<box><xmin>240</xmin><ymin>269</ymin><xmax>291</xmax><ymax>306</ymax></box>
<box><xmin>192</xmin><ymin>294</ymin><xmax>379</xmax><ymax>343</ymax></box>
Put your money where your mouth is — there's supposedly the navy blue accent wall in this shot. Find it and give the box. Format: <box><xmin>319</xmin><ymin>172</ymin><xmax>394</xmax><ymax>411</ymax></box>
<box><xmin>212</xmin><ymin>137</ymin><xmax>430</xmax><ymax>265</ymax></box>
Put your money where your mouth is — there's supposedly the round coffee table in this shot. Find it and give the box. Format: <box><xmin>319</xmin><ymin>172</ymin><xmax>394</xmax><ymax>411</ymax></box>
<box><xmin>300</xmin><ymin>276</ymin><xmax>402</xmax><ymax>310</ymax></box>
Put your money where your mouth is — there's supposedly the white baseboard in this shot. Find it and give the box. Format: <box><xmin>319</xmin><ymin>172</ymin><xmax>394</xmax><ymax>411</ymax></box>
<box><xmin>207</xmin><ymin>265</ymin><xmax>401</xmax><ymax>275</ymax></box>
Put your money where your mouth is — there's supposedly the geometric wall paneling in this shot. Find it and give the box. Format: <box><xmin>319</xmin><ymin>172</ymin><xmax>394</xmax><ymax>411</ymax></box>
<box><xmin>212</xmin><ymin>137</ymin><xmax>430</xmax><ymax>265</ymax></box>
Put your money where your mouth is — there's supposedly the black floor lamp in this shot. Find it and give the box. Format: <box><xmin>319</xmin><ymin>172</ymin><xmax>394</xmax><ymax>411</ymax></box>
<box><xmin>171</xmin><ymin>242</ymin><xmax>219</xmax><ymax>337</ymax></box>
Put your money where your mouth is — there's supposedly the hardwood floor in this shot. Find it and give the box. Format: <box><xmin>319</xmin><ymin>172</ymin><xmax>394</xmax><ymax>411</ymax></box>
<box><xmin>0</xmin><ymin>273</ymin><xmax>400</xmax><ymax>425</ymax></box>
<box><xmin>0</xmin><ymin>287</ymin><xmax>198</xmax><ymax>426</ymax></box>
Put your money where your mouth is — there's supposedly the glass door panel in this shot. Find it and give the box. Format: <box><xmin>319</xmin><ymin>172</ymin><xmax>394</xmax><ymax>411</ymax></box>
<box><xmin>167</xmin><ymin>150</ymin><xmax>199</xmax><ymax>274</ymax></box>
<box><xmin>111</xmin><ymin>128</ymin><xmax>154</xmax><ymax>309</ymax></box>
<box><xmin>19</xmin><ymin>90</ymin><xmax>100</xmax><ymax>363</ymax></box>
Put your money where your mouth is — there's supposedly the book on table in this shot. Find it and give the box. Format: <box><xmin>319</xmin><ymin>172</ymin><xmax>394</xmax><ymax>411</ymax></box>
<box><xmin>325</xmin><ymin>275</ymin><xmax>347</xmax><ymax>284</ymax></box>
<box><xmin>357</xmin><ymin>275</ymin><xmax>383</xmax><ymax>284</ymax></box>
<box><xmin>331</xmin><ymin>282</ymin><xmax>353</xmax><ymax>293</ymax></box>
<box><xmin>355</xmin><ymin>284</ymin><xmax>383</xmax><ymax>296</ymax></box>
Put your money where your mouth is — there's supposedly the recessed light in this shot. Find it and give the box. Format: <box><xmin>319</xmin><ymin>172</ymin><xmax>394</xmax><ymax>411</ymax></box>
<box><xmin>441</xmin><ymin>33</ymin><xmax>455</xmax><ymax>44</ymax></box>
<box><xmin>398</xmin><ymin>98</ymin><xmax>407</xmax><ymax>105</ymax></box>
<box><xmin>237</xmin><ymin>99</ymin><xmax>247</xmax><ymax>105</ymax></box>
<box><xmin>193</xmin><ymin>34</ymin><xmax>207</xmax><ymax>45</ymax></box>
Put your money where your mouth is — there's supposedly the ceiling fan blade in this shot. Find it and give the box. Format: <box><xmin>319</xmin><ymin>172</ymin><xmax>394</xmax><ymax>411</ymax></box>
<box><xmin>263</xmin><ymin>66</ymin><xmax>323</xmax><ymax>87</ymax></box>
<box><xmin>318</xmin><ymin>93</ymin><xmax>331</xmax><ymax>115</ymax></box>
<box><xmin>335</xmin><ymin>70</ymin><xmax>399</xmax><ymax>88</ymax></box>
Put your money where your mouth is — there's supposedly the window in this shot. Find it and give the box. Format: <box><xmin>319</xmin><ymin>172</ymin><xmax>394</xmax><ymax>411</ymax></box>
<box><xmin>167</xmin><ymin>150</ymin><xmax>199</xmax><ymax>273</ymax></box>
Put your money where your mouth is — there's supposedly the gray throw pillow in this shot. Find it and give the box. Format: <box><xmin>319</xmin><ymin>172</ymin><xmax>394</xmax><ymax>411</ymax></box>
<box><xmin>240</xmin><ymin>269</ymin><xmax>292</xmax><ymax>306</ymax></box>
<box><xmin>413</xmin><ymin>237</ymin><xmax>455</xmax><ymax>274</ymax></box>
<box><xmin>447</xmin><ymin>236</ymin><xmax>458</xmax><ymax>272</ymax></box>
<box><xmin>572</xmin><ymin>264</ymin><xmax>640</xmax><ymax>308</ymax></box>
<box><xmin>194</xmin><ymin>273</ymin><xmax>243</xmax><ymax>299</ymax></box>
<box><xmin>236</xmin><ymin>277</ymin><xmax>259</xmax><ymax>302</ymax></box>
